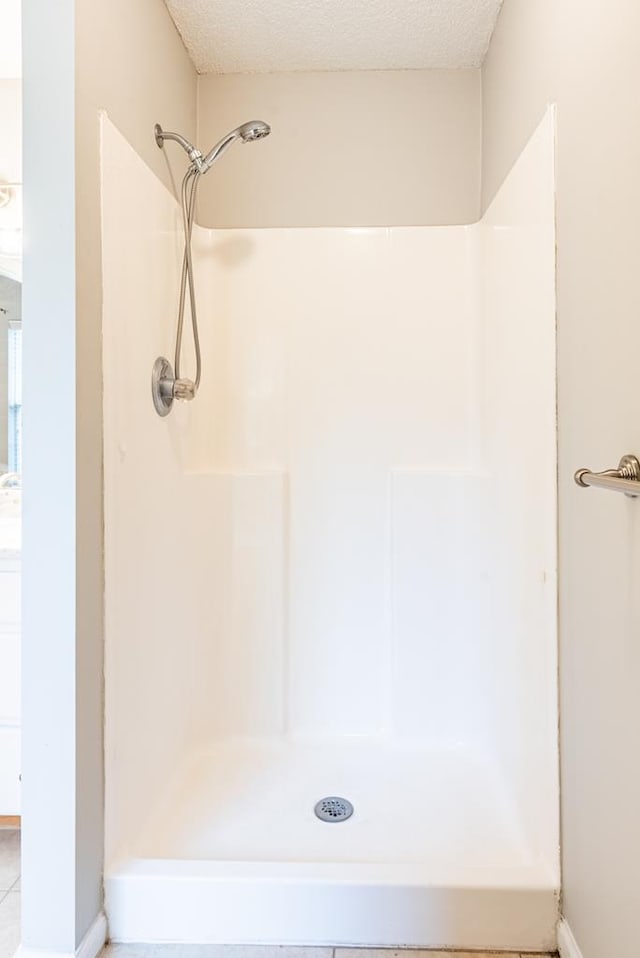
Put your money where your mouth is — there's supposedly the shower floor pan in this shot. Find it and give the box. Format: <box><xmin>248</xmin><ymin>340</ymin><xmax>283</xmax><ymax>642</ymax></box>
<box><xmin>105</xmin><ymin>739</ymin><xmax>558</xmax><ymax>951</ymax></box>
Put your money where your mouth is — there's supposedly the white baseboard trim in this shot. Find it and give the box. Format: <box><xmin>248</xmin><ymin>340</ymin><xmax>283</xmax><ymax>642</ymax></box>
<box><xmin>558</xmin><ymin>918</ymin><xmax>584</xmax><ymax>958</ymax></box>
<box><xmin>77</xmin><ymin>913</ymin><xmax>108</xmax><ymax>958</ymax></box>
<box><xmin>15</xmin><ymin>912</ymin><xmax>107</xmax><ymax>958</ymax></box>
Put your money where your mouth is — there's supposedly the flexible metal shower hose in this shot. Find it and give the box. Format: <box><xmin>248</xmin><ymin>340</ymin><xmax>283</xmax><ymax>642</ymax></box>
<box><xmin>175</xmin><ymin>165</ymin><xmax>202</xmax><ymax>390</ymax></box>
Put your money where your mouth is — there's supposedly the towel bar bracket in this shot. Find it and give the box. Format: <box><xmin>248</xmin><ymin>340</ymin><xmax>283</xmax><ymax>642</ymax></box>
<box><xmin>574</xmin><ymin>454</ymin><xmax>640</xmax><ymax>497</ymax></box>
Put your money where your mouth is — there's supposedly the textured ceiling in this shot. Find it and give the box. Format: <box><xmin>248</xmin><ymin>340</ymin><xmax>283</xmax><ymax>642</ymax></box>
<box><xmin>165</xmin><ymin>0</ymin><xmax>504</xmax><ymax>74</ymax></box>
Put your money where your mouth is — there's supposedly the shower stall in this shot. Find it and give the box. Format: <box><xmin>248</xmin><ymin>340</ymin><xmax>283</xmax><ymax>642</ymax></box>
<box><xmin>101</xmin><ymin>105</ymin><xmax>559</xmax><ymax>952</ymax></box>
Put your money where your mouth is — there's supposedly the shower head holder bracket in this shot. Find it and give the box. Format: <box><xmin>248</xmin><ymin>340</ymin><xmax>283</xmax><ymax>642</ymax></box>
<box><xmin>152</xmin><ymin>356</ymin><xmax>175</xmax><ymax>416</ymax></box>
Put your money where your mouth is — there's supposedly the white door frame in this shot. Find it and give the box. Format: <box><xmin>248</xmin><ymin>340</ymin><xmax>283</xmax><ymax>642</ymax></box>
<box><xmin>20</xmin><ymin>0</ymin><xmax>105</xmax><ymax>954</ymax></box>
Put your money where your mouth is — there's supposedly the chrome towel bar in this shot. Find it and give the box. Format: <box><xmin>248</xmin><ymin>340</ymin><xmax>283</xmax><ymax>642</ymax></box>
<box><xmin>574</xmin><ymin>454</ymin><xmax>640</xmax><ymax>497</ymax></box>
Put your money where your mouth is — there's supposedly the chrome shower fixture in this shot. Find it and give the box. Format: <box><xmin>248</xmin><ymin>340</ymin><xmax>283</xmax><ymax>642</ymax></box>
<box><xmin>153</xmin><ymin>126</ymin><xmax>202</xmax><ymax>166</ymax></box>
<box><xmin>151</xmin><ymin>119</ymin><xmax>271</xmax><ymax>417</ymax></box>
<box><xmin>154</xmin><ymin>120</ymin><xmax>271</xmax><ymax>175</ymax></box>
<box><xmin>199</xmin><ymin>120</ymin><xmax>271</xmax><ymax>172</ymax></box>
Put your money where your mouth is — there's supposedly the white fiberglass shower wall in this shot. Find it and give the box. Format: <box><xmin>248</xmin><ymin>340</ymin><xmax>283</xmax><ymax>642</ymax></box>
<box><xmin>102</xmin><ymin>108</ymin><xmax>558</xmax><ymax>952</ymax></box>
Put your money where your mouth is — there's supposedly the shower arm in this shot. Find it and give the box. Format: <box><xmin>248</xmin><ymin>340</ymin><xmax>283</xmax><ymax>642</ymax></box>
<box><xmin>154</xmin><ymin>124</ymin><xmax>205</xmax><ymax>171</ymax></box>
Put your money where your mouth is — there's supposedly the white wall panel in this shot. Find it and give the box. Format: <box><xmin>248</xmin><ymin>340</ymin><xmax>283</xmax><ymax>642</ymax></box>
<box><xmin>101</xmin><ymin>115</ymin><xmax>225</xmax><ymax>861</ymax></box>
<box><xmin>479</xmin><ymin>108</ymin><xmax>558</xmax><ymax>865</ymax></box>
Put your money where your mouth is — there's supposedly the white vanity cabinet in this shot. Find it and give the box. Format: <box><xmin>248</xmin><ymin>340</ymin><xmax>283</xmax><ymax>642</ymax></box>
<box><xmin>0</xmin><ymin>552</ymin><xmax>20</xmax><ymax>814</ymax></box>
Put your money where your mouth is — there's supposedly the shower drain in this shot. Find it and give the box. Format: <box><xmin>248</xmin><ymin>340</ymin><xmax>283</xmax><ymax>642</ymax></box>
<box><xmin>314</xmin><ymin>796</ymin><xmax>354</xmax><ymax>823</ymax></box>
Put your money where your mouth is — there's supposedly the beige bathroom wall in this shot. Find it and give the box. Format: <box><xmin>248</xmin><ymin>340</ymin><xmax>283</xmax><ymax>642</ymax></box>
<box><xmin>483</xmin><ymin>4</ymin><xmax>640</xmax><ymax>958</ymax></box>
<box><xmin>73</xmin><ymin>0</ymin><xmax>196</xmax><ymax>945</ymax></box>
<box><xmin>196</xmin><ymin>70</ymin><xmax>481</xmax><ymax>227</ymax></box>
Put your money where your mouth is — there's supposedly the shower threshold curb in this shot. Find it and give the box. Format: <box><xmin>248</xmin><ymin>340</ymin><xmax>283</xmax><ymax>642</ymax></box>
<box><xmin>106</xmin><ymin>857</ymin><xmax>558</xmax><ymax>953</ymax></box>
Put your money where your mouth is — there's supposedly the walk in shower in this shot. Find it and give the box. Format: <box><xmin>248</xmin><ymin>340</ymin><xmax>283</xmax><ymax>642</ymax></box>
<box><xmin>101</xmin><ymin>106</ymin><xmax>559</xmax><ymax>952</ymax></box>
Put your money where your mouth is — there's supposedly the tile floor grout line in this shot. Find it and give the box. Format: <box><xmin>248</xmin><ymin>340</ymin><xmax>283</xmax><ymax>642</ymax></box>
<box><xmin>101</xmin><ymin>948</ymin><xmax>557</xmax><ymax>957</ymax></box>
<box><xmin>0</xmin><ymin>874</ymin><xmax>20</xmax><ymax>905</ymax></box>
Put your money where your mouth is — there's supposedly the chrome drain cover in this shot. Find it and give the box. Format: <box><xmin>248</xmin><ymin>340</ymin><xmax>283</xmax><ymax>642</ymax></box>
<box><xmin>314</xmin><ymin>796</ymin><xmax>354</xmax><ymax>823</ymax></box>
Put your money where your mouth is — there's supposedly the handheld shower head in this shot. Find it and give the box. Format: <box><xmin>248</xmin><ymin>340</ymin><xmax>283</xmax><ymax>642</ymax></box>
<box><xmin>154</xmin><ymin>119</ymin><xmax>271</xmax><ymax>174</ymax></box>
<box><xmin>237</xmin><ymin>120</ymin><xmax>271</xmax><ymax>142</ymax></box>
<box><xmin>200</xmin><ymin>120</ymin><xmax>271</xmax><ymax>172</ymax></box>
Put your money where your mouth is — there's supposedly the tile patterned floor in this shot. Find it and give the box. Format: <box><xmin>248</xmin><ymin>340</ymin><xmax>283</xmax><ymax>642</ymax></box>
<box><xmin>0</xmin><ymin>829</ymin><xmax>558</xmax><ymax>958</ymax></box>
<box><xmin>0</xmin><ymin>829</ymin><xmax>20</xmax><ymax>958</ymax></box>
<box><xmin>103</xmin><ymin>946</ymin><xmax>557</xmax><ymax>958</ymax></box>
